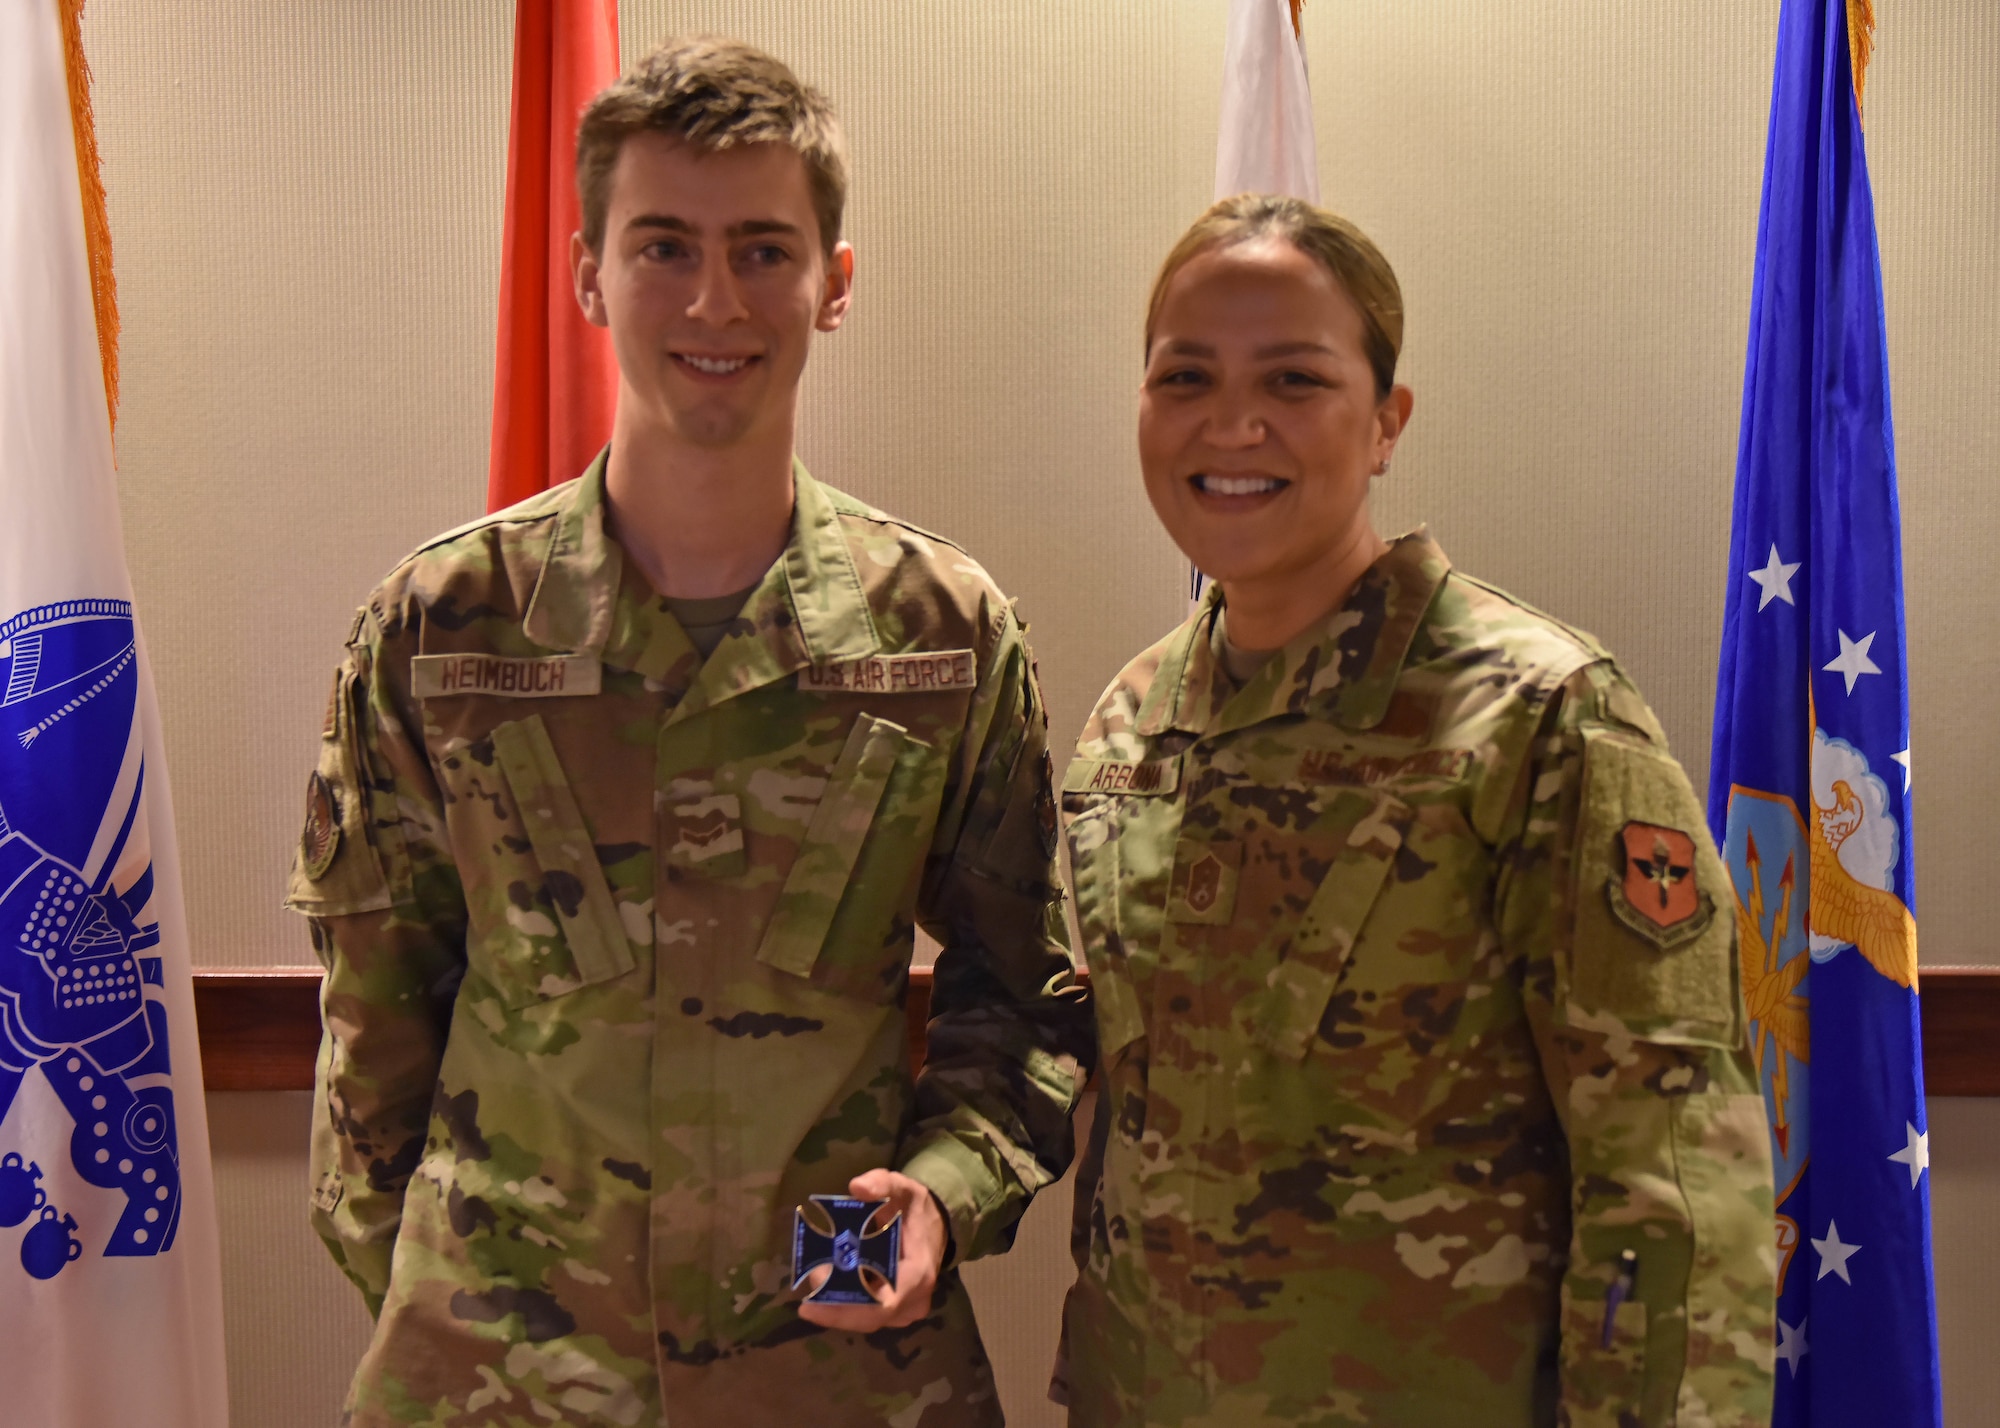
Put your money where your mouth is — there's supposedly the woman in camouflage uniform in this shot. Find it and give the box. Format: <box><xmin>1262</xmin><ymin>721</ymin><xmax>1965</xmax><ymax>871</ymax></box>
<box><xmin>1053</xmin><ymin>196</ymin><xmax>1775</xmax><ymax>1427</ymax></box>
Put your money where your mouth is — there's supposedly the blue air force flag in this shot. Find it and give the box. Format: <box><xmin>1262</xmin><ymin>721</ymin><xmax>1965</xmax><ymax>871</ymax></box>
<box><xmin>1707</xmin><ymin>0</ymin><xmax>1942</xmax><ymax>1423</ymax></box>
<box><xmin>0</xmin><ymin>0</ymin><xmax>228</xmax><ymax>1421</ymax></box>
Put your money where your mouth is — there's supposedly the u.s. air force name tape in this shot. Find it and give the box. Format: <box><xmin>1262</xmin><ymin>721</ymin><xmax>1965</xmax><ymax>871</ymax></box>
<box><xmin>411</xmin><ymin>653</ymin><xmax>602</xmax><ymax>699</ymax></box>
<box><xmin>798</xmin><ymin>649</ymin><xmax>976</xmax><ymax>694</ymax></box>
<box><xmin>1064</xmin><ymin>756</ymin><xmax>1182</xmax><ymax>796</ymax></box>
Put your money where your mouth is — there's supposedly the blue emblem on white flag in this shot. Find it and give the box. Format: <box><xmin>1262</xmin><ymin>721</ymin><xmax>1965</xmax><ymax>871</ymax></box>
<box><xmin>0</xmin><ymin>600</ymin><xmax>182</xmax><ymax>1276</ymax></box>
<box><xmin>1707</xmin><ymin>0</ymin><xmax>1942</xmax><ymax>1422</ymax></box>
<box><xmin>0</xmin><ymin>0</ymin><xmax>226</xmax><ymax>1417</ymax></box>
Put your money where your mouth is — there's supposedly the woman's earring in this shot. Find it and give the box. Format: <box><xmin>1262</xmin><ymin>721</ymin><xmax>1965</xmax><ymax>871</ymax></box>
<box><xmin>1374</xmin><ymin>459</ymin><xmax>1391</xmax><ymax>476</ymax></box>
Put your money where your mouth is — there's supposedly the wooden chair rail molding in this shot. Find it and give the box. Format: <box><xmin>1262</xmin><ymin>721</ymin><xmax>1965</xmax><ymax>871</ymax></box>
<box><xmin>191</xmin><ymin>965</ymin><xmax>2000</xmax><ymax>1097</ymax></box>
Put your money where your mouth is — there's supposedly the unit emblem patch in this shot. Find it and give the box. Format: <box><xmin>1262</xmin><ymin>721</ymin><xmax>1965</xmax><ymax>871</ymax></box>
<box><xmin>301</xmin><ymin>772</ymin><xmax>341</xmax><ymax>880</ymax></box>
<box><xmin>1606</xmin><ymin>820</ymin><xmax>1714</xmax><ymax>949</ymax></box>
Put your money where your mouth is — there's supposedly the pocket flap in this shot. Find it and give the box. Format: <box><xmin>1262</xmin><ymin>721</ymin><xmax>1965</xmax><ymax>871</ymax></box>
<box><xmin>489</xmin><ymin>714</ymin><xmax>635</xmax><ymax>988</ymax></box>
<box><xmin>1247</xmin><ymin>791</ymin><xmax>1412</xmax><ymax>1061</ymax></box>
<box><xmin>756</xmin><ymin>713</ymin><xmax>907</xmax><ymax>979</ymax></box>
<box><xmin>1084</xmin><ymin>943</ymin><xmax>1150</xmax><ymax>1060</ymax></box>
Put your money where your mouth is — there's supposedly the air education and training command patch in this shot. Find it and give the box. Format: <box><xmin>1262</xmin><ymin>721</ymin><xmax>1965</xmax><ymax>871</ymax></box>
<box><xmin>1606</xmin><ymin>820</ymin><xmax>1715</xmax><ymax>950</ymax></box>
<box><xmin>301</xmin><ymin>772</ymin><xmax>341</xmax><ymax>880</ymax></box>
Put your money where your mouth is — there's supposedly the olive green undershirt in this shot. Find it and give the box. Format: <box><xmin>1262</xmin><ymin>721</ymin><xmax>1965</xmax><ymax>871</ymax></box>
<box><xmin>663</xmin><ymin>585</ymin><xmax>758</xmax><ymax>660</ymax></box>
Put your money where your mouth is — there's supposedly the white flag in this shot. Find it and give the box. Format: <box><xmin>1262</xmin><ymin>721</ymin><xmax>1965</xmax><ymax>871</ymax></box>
<box><xmin>1215</xmin><ymin>0</ymin><xmax>1320</xmax><ymax>202</ymax></box>
<box><xmin>0</xmin><ymin>1</ymin><xmax>228</xmax><ymax>1422</ymax></box>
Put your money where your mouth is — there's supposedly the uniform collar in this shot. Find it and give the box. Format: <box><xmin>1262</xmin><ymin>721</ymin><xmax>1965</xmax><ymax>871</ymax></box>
<box><xmin>779</xmin><ymin>457</ymin><xmax>880</xmax><ymax>666</ymax></box>
<box><xmin>1135</xmin><ymin>529</ymin><xmax>1451</xmax><ymax>740</ymax></box>
<box><xmin>522</xmin><ymin>447</ymin><xmax>622</xmax><ymax>655</ymax></box>
<box><xmin>523</xmin><ymin>452</ymin><xmax>881</xmax><ymax>714</ymax></box>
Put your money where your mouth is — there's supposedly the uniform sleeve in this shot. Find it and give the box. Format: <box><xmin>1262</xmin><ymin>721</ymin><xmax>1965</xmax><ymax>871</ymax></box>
<box><xmin>285</xmin><ymin>609</ymin><xmax>466</xmax><ymax>1315</ymax></box>
<box><xmin>898</xmin><ymin>609</ymin><xmax>1094</xmax><ymax>1266</ymax></box>
<box><xmin>1496</xmin><ymin>661</ymin><xmax>1776</xmax><ymax>1428</ymax></box>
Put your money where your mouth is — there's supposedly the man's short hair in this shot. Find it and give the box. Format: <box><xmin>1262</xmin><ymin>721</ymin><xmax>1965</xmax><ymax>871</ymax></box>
<box><xmin>577</xmin><ymin>36</ymin><xmax>848</xmax><ymax>255</ymax></box>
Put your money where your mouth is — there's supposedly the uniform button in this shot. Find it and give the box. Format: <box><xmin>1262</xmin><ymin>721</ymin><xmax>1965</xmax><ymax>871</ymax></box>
<box><xmin>680</xmin><ymin>998</ymin><xmax>703</xmax><ymax>1016</ymax></box>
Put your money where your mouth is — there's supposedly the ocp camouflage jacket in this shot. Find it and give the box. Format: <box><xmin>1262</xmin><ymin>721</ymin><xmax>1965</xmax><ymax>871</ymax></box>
<box><xmin>1056</xmin><ymin>531</ymin><xmax>1775</xmax><ymax>1427</ymax></box>
<box><xmin>287</xmin><ymin>455</ymin><xmax>1091</xmax><ymax>1427</ymax></box>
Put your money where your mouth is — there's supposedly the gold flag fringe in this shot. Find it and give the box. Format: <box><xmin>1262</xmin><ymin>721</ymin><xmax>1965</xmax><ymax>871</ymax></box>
<box><xmin>58</xmin><ymin>0</ymin><xmax>119</xmax><ymax>434</ymax></box>
<box><xmin>1289</xmin><ymin>0</ymin><xmax>1304</xmax><ymax>41</ymax></box>
<box><xmin>1848</xmin><ymin>0</ymin><xmax>1876</xmax><ymax>115</ymax></box>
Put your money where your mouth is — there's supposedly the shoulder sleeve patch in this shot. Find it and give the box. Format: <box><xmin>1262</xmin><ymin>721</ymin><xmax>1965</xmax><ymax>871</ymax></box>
<box><xmin>285</xmin><ymin>666</ymin><xmax>396</xmax><ymax>917</ymax></box>
<box><xmin>1569</xmin><ymin>726</ymin><xmax>1738</xmax><ymax>1046</ymax></box>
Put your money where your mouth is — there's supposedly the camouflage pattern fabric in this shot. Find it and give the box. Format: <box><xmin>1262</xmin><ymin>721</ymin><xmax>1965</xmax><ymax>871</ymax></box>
<box><xmin>287</xmin><ymin>454</ymin><xmax>1091</xmax><ymax>1427</ymax></box>
<box><xmin>1055</xmin><ymin>531</ymin><xmax>1775</xmax><ymax>1427</ymax></box>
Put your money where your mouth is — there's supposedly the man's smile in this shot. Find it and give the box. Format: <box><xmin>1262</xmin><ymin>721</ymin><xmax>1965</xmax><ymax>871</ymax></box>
<box><xmin>672</xmin><ymin>351</ymin><xmax>761</xmax><ymax>379</ymax></box>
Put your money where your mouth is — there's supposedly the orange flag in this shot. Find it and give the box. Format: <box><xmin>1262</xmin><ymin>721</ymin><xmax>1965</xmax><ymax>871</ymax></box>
<box><xmin>487</xmin><ymin>0</ymin><xmax>621</xmax><ymax>513</ymax></box>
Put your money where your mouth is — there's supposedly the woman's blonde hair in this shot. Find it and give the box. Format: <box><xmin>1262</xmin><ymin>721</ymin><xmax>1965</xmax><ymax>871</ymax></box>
<box><xmin>1145</xmin><ymin>195</ymin><xmax>1404</xmax><ymax>396</ymax></box>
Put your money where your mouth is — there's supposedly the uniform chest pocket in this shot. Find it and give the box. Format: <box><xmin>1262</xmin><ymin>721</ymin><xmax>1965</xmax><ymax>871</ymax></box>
<box><xmin>755</xmin><ymin>712</ymin><xmax>947</xmax><ymax>1000</ymax></box>
<box><xmin>1242</xmin><ymin>790</ymin><xmax>1413</xmax><ymax>1061</ymax></box>
<box><xmin>461</xmin><ymin>714</ymin><xmax>636</xmax><ymax>1009</ymax></box>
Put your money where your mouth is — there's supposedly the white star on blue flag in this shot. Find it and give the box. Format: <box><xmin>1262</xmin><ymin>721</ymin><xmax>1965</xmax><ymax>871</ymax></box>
<box><xmin>1823</xmin><ymin>629</ymin><xmax>1882</xmax><ymax>695</ymax></box>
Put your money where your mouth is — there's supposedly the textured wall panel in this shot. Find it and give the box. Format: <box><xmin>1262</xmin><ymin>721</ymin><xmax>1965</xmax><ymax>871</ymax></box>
<box><xmin>207</xmin><ymin>1093</ymin><xmax>375</xmax><ymax>1426</ymax></box>
<box><xmin>85</xmin><ymin>0</ymin><xmax>512</xmax><ymax>971</ymax></box>
<box><xmin>1928</xmin><ymin>1098</ymin><xmax>2000</xmax><ymax>1427</ymax></box>
<box><xmin>1309</xmin><ymin>2</ymin><xmax>1774</xmax><ymax>803</ymax></box>
<box><xmin>77</xmin><ymin>1</ymin><xmax>2000</xmax><ymax>1423</ymax></box>
<box><xmin>1867</xmin><ymin>6</ymin><xmax>2000</xmax><ymax>984</ymax></box>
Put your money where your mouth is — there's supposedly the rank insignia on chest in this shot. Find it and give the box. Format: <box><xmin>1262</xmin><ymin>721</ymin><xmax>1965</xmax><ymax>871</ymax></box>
<box><xmin>663</xmin><ymin>792</ymin><xmax>745</xmax><ymax>877</ymax></box>
<box><xmin>1606</xmin><ymin>820</ymin><xmax>1715</xmax><ymax>949</ymax></box>
<box><xmin>791</xmin><ymin>1195</ymin><xmax>899</xmax><ymax>1305</ymax></box>
<box><xmin>1167</xmin><ymin>837</ymin><xmax>1241</xmax><ymax>925</ymax></box>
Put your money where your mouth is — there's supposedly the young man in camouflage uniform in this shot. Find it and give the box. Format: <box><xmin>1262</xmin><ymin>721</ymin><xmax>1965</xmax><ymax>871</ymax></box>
<box><xmin>1054</xmin><ymin>197</ymin><xmax>1774</xmax><ymax>1425</ymax></box>
<box><xmin>287</xmin><ymin>37</ymin><xmax>1089</xmax><ymax>1427</ymax></box>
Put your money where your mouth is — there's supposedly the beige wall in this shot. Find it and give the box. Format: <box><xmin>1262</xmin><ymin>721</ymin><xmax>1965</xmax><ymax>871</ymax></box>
<box><xmin>81</xmin><ymin>0</ymin><xmax>2000</xmax><ymax>1423</ymax></box>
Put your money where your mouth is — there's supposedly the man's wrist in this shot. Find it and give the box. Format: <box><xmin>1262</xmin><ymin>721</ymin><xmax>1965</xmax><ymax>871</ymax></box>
<box><xmin>925</xmin><ymin>1189</ymin><xmax>956</xmax><ymax>1270</ymax></box>
<box><xmin>896</xmin><ymin>1139</ymin><xmax>989</xmax><ymax>1271</ymax></box>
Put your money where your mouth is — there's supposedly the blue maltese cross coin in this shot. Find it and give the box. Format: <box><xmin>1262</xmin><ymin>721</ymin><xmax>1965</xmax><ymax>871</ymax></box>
<box><xmin>791</xmin><ymin>1195</ymin><xmax>900</xmax><ymax>1305</ymax></box>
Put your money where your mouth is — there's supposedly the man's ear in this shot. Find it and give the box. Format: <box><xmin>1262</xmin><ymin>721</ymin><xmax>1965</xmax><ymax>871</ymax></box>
<box><xmin>816</xmin><ymin>242</ymin><xmax>855</xmax><ymax>333</ymax></box>
<box><xmin>572</xmin><ymin>231</ymin><xmax>609</xmax><ymax>329</ymax></box>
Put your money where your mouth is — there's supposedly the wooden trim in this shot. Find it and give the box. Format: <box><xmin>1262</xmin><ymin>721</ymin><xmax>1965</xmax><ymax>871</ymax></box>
<box><xmin>194</xmin><ymin>968</ymin><xmax>323</xmax><ymax>1092</ymax></box>
<box><xmin>1918</xmin><ymin>967</ymin><xmax>2000</xmax><ymax>1097</ymax></box>
<box><xmin>195</xmin><ymin>964</ymin><xmax>2000</xmax><ymax>1096</ymax></box>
